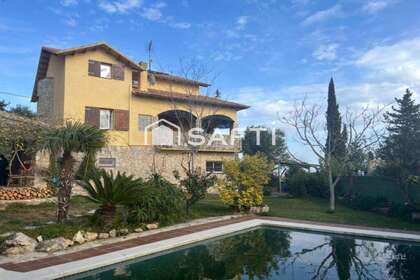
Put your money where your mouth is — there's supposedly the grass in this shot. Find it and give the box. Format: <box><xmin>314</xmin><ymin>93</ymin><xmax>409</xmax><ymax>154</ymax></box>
<box><xmin>0</xmin><ymin>195</ymin><xmax>233</xmax><ymax>240</ymax></box>
<box><xmin>265</xmin><ymin>196</ymin><xmax>420</xmax><ymax>232</ymax></box>
<box><xmin>1</xmin><ymin>194</ymin><xmax>419</xmax><ymax>242</ymax></box>
<box><xmin>0</xmin><ymin>196</ymin><xmax>98</xmax><ymax>239</ymax></box>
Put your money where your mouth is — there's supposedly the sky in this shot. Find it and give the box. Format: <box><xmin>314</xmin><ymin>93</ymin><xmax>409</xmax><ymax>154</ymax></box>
<box><xmin>1</xmin><ymin>0</ymin><xmax>420</xmax><ymax>162</ymax></box>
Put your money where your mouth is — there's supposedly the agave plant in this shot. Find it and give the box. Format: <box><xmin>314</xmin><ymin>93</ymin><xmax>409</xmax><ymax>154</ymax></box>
<box><xmin>79</xmin><ymin>169</ymin><xmax>143</xmax><ymax>221</ymax></box>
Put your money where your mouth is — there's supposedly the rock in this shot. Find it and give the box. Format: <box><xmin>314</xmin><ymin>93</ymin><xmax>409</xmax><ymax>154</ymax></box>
<box><xmin>36</xmin><ymin>235</ymin><xmax>43</xmax><ymax>242</ymax></box>
<box><xmin>73</xmin><ymin>231</ymin><xmax>86</xmax><ymax>244</ymax></box>
<box><xmin>98</xmin><ymin>233</ymin><xmax>110</xmax><ymax>239</ymax></box>
<box><xmin>83</xmin><ymin>232</ymin><xmax>98</xmax><ymax>242</ymax></box>
<box><xmin>1</xmin><ymin>232</ymin><xmax>37</xmax><ymax>256</ymax></box>
<box><xmin>146</xmin><ymin>223</ymin><xmax>159</xmax><ymax>230</ymax></box>
<box><xmin>261</xmin><ymin>205</ymin><xmax>270</xmax><ymax>213</ymax></box>
<box><xmin>0</xmin><ymin>232</ymin><xmax>15</xmax><ymax>238</ymax></box>
<box><xmin>134</xmin><ymin>228</ymin><xmax>144</xmax><ymax>233</ymax></box>
<box><xmin>36</xmin><ymin>237</ymin><xmax>73</xmax><ymax>253</ymax></box>
<box><xmin>119</xmin><ymin>228</ymin><xmax>129</xmax><ymax>235</ymax></box>
<box><xmin>249</xmin><ymin>205</ymin><xmax>270</xmax><ymax>214</ymax></box>
<box><xmin>24</xmin><ymin>225</ymin><xmax>39</xmax><ymax>230</ymax></box>
<box><xmin>109</xmin><ymin>229</ymin><xmax>117</xmax><ymax>238</ymax></box>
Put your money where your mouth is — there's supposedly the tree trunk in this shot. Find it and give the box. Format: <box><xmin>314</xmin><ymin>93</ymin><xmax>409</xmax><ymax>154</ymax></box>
<box><xmin>57</xmin><ymin>151</ymin><xmax>75</xmax><ymax>224</ymax></box>
<box><xmin>328</xmin><ymin>164</ymin><xmax>335</xmax><ymax>213</ymax></box>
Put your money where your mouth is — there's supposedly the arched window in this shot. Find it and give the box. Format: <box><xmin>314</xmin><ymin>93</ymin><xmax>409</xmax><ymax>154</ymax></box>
<box><xmin>201</xmin><ymin>115</ymin><xmax>234</xmax><ymax>135</ymax></box>
<box><xmin>158</xmin><ymin>110</ymin><xmax>197</xmax><ymax>131</ymax></box>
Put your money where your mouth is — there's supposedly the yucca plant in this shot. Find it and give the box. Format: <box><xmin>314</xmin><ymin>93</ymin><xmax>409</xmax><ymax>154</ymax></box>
<box><xmin>79</xmin><ymin>169</ymin><xmax>143</xmax><ymax>223</ymax></box>
<box><xmin>38</xmin><ymin>121</ymin><xmax>107</xmax><ymax>223</ymax></box>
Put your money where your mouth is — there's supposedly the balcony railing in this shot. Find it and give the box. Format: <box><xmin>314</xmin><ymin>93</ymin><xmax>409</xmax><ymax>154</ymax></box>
<box><xmin>155</xmin><ymin>132</ymin><xmax>240</xmax><ymax>152</ymax></box>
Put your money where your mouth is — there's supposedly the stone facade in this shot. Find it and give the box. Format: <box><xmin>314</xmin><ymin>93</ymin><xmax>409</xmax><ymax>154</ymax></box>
<box><xmin>96</xmin><ymin>146</ymin><xmax>236</xmax><ymax>182</ymax></box>
<box><xmin>36</xmin><ymin>78</ymin><xmax>54</xmax><ymax>123</ymax></box>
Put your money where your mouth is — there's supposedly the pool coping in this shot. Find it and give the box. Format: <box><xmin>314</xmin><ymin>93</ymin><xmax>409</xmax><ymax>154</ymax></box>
<box><xmin>1</xmin><ymin>216</ymin><xmax>420</xmax><ymax>280</ymax></box>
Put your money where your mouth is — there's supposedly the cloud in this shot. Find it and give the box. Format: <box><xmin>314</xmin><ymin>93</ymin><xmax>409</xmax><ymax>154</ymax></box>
<box><xmin>60</xmin><ymin>0</ymin><xmax>79</xmax><ymax>6</ymax></box>
<box><xmin>236</xmin><ymin>16</ymin><xmax>248</xmax><ymax>30</ymax></box>
<box><xmin>302</xmin><ymin>5</ymin><xmax>342</xmax><ymax>26</ymax></box>
<box><xmin>355</xmin><ymin>37</ymin><xmax>420</xmax><ymax>83</ymax></box>
<box><xmin>313</xmin><ymin>44</ymin><xmax>339</xmax><ymax>61</ymax></box>
<box><xmin>141</xmin><ymin>2</ymin><xmax>166</xmax><ymax>21</ymax></box>
<box><xmin>99</xmin><ymin>0</ymin><xmax>142</xmax><ymax>14</ymax></box>
<box><xmin>362</xmin><ymin>0</ymin><xmax>393</xmax><ymax>13</ymax></box>
<box><xmin>169</xmin><ymin>22</ymin><xmax>191</xmax><ymax>29</ymax></box>
<box><xmin>64</xmin><ymin>17</ymin><xmax>77</xmax><ymax>27</ymax></box>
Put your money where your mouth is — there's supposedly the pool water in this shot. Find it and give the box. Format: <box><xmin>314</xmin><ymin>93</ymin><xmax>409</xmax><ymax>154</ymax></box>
<box><xmin>67</xmin><ymin>227</ymin><xmax>420</xmax><ymax>280</ymax></box>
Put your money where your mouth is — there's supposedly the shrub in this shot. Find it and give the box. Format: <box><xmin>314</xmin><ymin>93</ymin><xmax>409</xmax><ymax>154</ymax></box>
<box><xmin>263</xmin><ymin>174</ymin><xmax>280</xmax><ymax>195</ymax></box>
<box><xmin>174</xmin><ymin>168</ymin><xmax>216</xmax><ymax>214</ymax></box>
<box><xmin>127</xmin><ymin>174</ymin><xmax>184</xmax><ymax>226</ymax></box>
<box><xmin>218</xmin><ymin>154</ymin><xmax>273</xmax><ymax>211</ymax></box>
<box><xmin>389</xmin><ymin>202</ymin><xmax>416</xmax><ymax>220</ymax></box>
<box><xmin>288</xmin><ymin>171</ymin><xmax>328</xmax><ymax>198</ymax></box>
<box><xmin>78</xmin><ymin>170</ymin><xmax>143</xmax><ymax>228</ymax></box>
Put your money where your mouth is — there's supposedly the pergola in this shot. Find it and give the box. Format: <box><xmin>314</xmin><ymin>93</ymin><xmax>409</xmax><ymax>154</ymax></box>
<box><xmin>0</xmin><ymin>111</ymin><xmax>47</xmax><ymax>186</ymax></box>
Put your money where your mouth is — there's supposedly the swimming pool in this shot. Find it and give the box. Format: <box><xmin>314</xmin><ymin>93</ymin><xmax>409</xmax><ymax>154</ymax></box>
<box><xmin>65</xmin><ymin>226</ymin><xmax>420</xmax><ymax>280</ymax></box>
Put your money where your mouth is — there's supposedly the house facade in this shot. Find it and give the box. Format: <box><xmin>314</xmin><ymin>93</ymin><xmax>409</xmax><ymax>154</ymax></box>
<box><xmin>32</xmin><ymin>42</ymin><xmax>248</xmax><ymax>180</ymax></box>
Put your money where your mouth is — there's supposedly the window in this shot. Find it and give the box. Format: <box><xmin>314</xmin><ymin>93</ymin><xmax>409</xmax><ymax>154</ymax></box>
<box><xmin>206</xmin><ymin>161</ymin><xmax>223</xmax><ymax>173</ymax></box>
<box><xmin>99</xmin><ymin>109</ymin><xmax>112</xmax><ymax>130</ymax></box>
<box><xmin>98</xmin><ymin>158</ymin><xmax>116</xmax><ymax>168</ymax></box>
<box><xmin>138</xmin><ymin>114</ymin><xmax>154</xmax><ymax>130</ymax></box>
<box><xmin>100</xmin><ymin>63</ymin><xmax>112</xmax><ymax>79</ymax></box>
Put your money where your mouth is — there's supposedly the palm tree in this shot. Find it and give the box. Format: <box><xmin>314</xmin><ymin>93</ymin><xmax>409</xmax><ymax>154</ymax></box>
<box><xmin>39</xmin><ymin>121</ymin><xmax>107</xmax><ymax>223</ymax></box>
<box><xmin>79</xmin><ymin>170</ymin><xmax>143</xmax><ymax>223</ymax></box>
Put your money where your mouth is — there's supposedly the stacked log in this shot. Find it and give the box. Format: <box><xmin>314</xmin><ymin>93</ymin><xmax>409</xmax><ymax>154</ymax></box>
<box><xmin>0</xmin><ymin>187</ymin><xmax>55</xmax><ymax>200</ymax></box>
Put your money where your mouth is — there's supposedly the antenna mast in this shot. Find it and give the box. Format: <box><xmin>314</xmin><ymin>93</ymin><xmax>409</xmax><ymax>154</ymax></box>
<box><xmin>147</xmin><ymin>40</ymin><xmax>153</xmax><ymax>70</ymax></box>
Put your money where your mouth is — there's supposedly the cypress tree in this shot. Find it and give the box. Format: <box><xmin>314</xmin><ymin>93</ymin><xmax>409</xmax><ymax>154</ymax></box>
<box><xmin>325</xmin><ymin>78</ymin><xmax>344</xmax><ymax>158</ymax></box>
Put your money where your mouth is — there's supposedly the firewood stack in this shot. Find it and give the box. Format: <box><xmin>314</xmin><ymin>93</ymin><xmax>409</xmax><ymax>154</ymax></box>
<box><xmin>0</xmin><ymin>187</ymin><xmax>54</xmax><ymax>200</ymax></box>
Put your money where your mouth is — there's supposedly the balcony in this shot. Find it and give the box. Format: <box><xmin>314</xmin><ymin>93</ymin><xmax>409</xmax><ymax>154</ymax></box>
<box><xmin>155</xmin><ymin>132</ymin><xmax>240</xmax><ymax>152</ymax></box>
<box><xmin>151</xmin><ymin>110</ymin><xmax>240</xmax><ymax>153</ymax></box>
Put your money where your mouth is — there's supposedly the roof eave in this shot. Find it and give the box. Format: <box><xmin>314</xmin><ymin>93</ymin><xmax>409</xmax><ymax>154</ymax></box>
<box><xmin>132</xmin><ymin>90</ymin><xmax>249</xmax><ymax>111</ymax></box>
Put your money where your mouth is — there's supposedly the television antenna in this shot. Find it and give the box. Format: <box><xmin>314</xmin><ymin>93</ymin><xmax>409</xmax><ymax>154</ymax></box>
<box><xmin>147</xmin><ymin>40</ymin><xmax>153</xmax><ymax>70</ymax></box>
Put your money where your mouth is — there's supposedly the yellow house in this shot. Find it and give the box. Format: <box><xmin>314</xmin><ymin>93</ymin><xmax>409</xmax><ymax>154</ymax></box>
<box><xmin>32</xmin><ymin>42</ymin><xmax>249</xmax><ymax>180</ymax></box>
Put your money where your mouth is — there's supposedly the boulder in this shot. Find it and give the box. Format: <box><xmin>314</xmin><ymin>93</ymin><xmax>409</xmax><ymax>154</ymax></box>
<box><xmin>36</xmin><ymin>235</ymin><xmax>43</xmax><ymax>242</ymax></box>
<box><xmin>73</xmin><ymin>231</ymin><xmax>86</xmax><ymax>244</ymax></box>
<box><xmin>249</xmin><ymin>205</ymin><xmax>270</xmax><ymax>214</ymax></box>
<box><xmin>1</xmin><ymin>232</ymin><xmax>37</xmax><ymax>256</ymax></box>
<box><xmin>36</xmin><ymin>237</ymin><xmax>73</xmax><ymax>253</ymax></box>
<box><xmin>109</xmin><ymin>229</ymin><xmax>117</xmax><ymax>238</ymax></box>
<box><xmin>134</xmin><ymin>228</ymin><xmax>144</xmax><ymax>233</ymax></box>
<box><xmin>119</xmin><ymin>228</ymin><xmax>129</xmax><ymax>235</ymax></box>
<box><xmin>98</xmin><ymin>233</ymin><xmax>110</xmax><ymax>239</ymax></box>
<box><xmin>83</xmin><ymin>232</ymin><xmax>98</xmax><ymax>242</ymax></box>
<box><xmin>146</xmin><ymin>223</ymin><xmax>159</xmax><ymax>230</ymax></box>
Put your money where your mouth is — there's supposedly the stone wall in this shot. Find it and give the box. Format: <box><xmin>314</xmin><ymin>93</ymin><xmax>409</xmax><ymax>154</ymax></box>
<box><xmin>36</xmin><ymin>78</ymin><xmax>54</xmax><ymax>124</ymax></box>
<box><xmin>96</xmin><ymin>146</ymin><xmax>236</xmax><ymax>182</ymax></box>
<box><xmin>33</xmin><ymin>146</ymin><xmax>235</xmax><ymax>193</ymax></box>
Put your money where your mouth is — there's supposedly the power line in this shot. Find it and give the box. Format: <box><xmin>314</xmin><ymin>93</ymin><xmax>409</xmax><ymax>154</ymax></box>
<box><xmin>0</xmin><ymin>91</ymin><xmax>31</xmax><ymax>99</ymax></box>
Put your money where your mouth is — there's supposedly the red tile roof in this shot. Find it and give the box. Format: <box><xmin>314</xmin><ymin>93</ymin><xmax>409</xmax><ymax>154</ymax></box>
<box><xmin>132</xmin><ymin>89</ymin><xmax>249</xmax><ymax>110</ymax></box>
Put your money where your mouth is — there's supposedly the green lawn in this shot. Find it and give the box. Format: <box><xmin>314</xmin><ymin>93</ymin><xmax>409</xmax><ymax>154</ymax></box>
<box><xmin>265</xmin><ymin>196</ymin><xmax>420</xmax><ymax>232</ymax></box>
<box><xmin>1</xmin><ymin>194</ymin><xmax>419</xmax><ymax>242</ymax></box>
